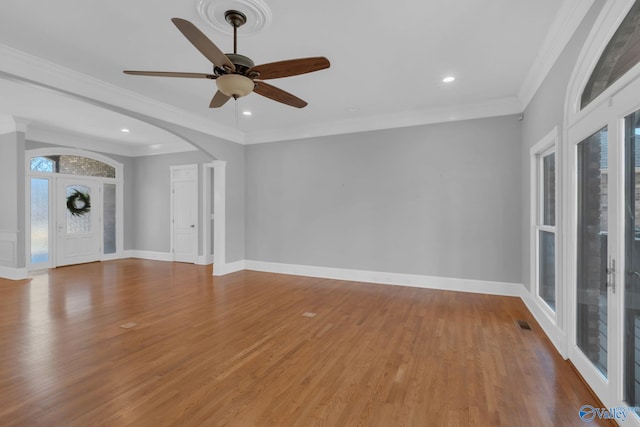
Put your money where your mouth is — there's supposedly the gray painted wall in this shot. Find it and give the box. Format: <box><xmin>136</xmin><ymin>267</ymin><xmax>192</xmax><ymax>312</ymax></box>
<box><xmin>0</xmin><ymin>132</ymin><xmax>19</xmax><ymax>234</ymax></box>
<box><xmin>131</xmin><ymin>150</ymin><xmax>213</xmax><ymax>253</ymax></box>
<box><xmin>246</xmin><ymin>115</ymin><xmax>522</xmax><ymax>284</ymax></box>
<box><xmin>0</xmin><ymin>131</ymin><xmax>26</xmax><ymax>267</ymax></box>
<box><xmin>520</xmin><ymin>0</ymin><xmax>604</xmax><ymax>291</ymax></box>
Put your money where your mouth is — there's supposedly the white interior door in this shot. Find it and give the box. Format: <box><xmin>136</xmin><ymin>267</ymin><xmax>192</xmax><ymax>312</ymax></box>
<box><xmin>171</xmin><ymin>165</ymin><xmax>198</xmax><ymax>263</ymax></box>
<box><xmin>56</xmin><ymin>178</ymin><xmax>101</xmax><ymax>267</ymax></box>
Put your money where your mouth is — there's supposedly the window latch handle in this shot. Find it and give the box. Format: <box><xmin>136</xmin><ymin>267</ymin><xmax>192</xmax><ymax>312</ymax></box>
<box><xmin>606</xmin><ymin>258</ymin><xmax>616</xmax><ymax>293</ymax></box>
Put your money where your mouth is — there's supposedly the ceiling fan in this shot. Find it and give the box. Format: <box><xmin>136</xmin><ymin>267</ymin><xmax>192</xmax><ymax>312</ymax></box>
<box><xmin>124</xmin><ymin>10</ymin><xmax>330</xmax><ymax>109</ymax></box>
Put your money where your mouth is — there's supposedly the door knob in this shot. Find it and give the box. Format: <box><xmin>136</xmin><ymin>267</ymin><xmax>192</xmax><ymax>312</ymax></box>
<box><xmin>190</xmin><ymin>225</ymin><xmax>195</xmax><ymax>228</ymax></box>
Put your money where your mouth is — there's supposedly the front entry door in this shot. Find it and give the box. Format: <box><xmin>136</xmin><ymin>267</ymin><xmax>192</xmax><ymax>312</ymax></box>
<box><xmin>56</xmin><ymin>178</ymin><xmax>101</xmax><ymax>267</ymax></box>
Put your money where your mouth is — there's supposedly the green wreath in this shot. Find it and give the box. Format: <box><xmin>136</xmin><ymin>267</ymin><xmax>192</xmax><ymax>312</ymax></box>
<box><xmin>66</xmin><ymin>190</ymin><xmax>91</xmax><ymax>216</ymax></box>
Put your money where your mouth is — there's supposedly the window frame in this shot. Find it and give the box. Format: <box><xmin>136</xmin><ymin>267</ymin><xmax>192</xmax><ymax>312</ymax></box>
<box><xmin>530</xmin><ymin>127</ymin><xmax>560</xmax><ymax>320</ymax></box>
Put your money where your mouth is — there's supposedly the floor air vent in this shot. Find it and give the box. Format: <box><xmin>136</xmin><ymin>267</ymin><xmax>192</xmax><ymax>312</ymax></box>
<box><xmin>517</xmin><ymin>320</ymin><xmax>532</xmax><ymax>330</ymax></box>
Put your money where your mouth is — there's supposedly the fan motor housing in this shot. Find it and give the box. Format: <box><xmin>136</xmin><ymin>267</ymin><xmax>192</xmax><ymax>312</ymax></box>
<box><xmin>215</xmin><ymin>53</ymin><xmax>255</xmax><ymax>76</ymax></box>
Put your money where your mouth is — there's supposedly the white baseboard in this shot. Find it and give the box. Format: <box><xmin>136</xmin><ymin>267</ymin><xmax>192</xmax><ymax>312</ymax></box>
<box><xmin>244</xmin><ymin>260</ymin><xmax>523</xmax><ymax>296</ymax></box>
<box><xmin>196</xmin><ymin>255</ymin><xmax>214</xmax><ymax>266</ymax></box>
<box><xmin>242</xmin><ymin>260</ymin><xmax>570</xmax><ymax>359</ymax></box>
<box><xmin>214</xmin><ymin>260</ymin><xmax>246</xmax><ymax>276</ymax></box>
<box><xmin>127</xmin><ymin>250</ymin><xmax>173</xmax><ymax>262</ymax></box>
<box><xmin>0</xmin><ymin>265</ymin><xmax>29</xmax><ymax>280</ymax></box>
<box><xmin>519</xmin><ymin>289</ymin><xmax>568</xmax><ymax>358</ymax></box>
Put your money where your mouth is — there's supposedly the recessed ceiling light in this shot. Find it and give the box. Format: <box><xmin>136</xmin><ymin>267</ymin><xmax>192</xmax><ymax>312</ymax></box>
<box><xmin>242</xmin><ymin>111</ymin><xmax>252</xmax><ymax>116</ymax></box>
<box><xmin>442</xmin><ymin>76</ymin><xmax>455</xmax><ymax>83</ymax></box>
<box><xmin>121</xmin><ymin>128</ymin><xmax>130</xmax><ymax>133</ymax></box>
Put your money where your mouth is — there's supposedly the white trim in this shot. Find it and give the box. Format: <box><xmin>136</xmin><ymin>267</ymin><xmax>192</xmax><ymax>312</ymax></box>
<box><xmin>127</xmin><ymin>250</ymin><xmax>173</xmax><ymax>262</ymax></box>
<box><xmin>529</xmin><ymin>126</ymin><xmax>560</xmax><ymax>334</ymax></box>
<box><xmin>0</xmin><ymin>266</ymin><xmax>29</xmax><ymax>280</ymax></box>
<box><xmin>27</xmin><ymin>126</ymin><xmax>198</xmax><ymax>158</ymax></box>
<box><xmin>214</xmin><ymin>259</ymin><xmax>245</xmax><ymax>276</ymax></box>
<box><xmin>236</xmin><ymin>260</ymin><xmax>568</xmax><ymax>358</ymax></box>
<box><xmin>0</xmin><ymin>115</ymin><xmax>28</xmax><ymax>135</ymax></box>
<box><xmin>0</xmin><ymin>44</ymin><xmax>244</xmax><ymax>144</ymax></box>
<box><xmin>196</xmin><ymin>255</ymin><xmax>213</xmax><ymax>265</ymax></box>
<box><xmin>170</xmin><ymin>164</ymin><xmax>198</xmax><ymax>264</ymax></box>
<box><xmin>210</xmin><ymin>161</ymin><xmax>227</xmax><ymax>274</ymax></box>
<box><xmin>244</xmin><ymin>97</ymin><xmax>522</xmax><ymax>145</ymax></box>
<box><xmin>0</xmin><ymin>115</ymin><xmax>18</xmax><ymax>135</ymax></box>
<box><xmin>564</xmin><ymin>0</ymin><xmax>637</xmax><ymax>128</ymax></box>
<box><xmin>520</xmin><ymin>289</ymin><xmax>568</xmax><ymax>358</ymax></box>
<box><xmin>244</xmin><ymin>260</ymin><xmax>523</xmax><ymax>296</ymax></box>
<box><xmin>1</xmin><ymin>42</ymin><xmax>523</xmax><ymax>146</ymax></box>
<box><xmin>0</xmin><ymin>230</ymin><xmax>18</xmax><ymax>269</ymax></box>
<box><xmin>25</xmin><ymin>147</ymin><xmax>126</xmax><ymax>270</ymax></box>
<box><xmin>27</xmin><ymin>147</ymin><xmax>124</xmax><ymax>180</ymax></box>
<box><xmin>563</xmin><ymin>1</ymin><xmax>640</xmax><ymax>413</ymax></box>
<box><xmin>518</xmin><ymin>0</ymin><xmax>595</xmax><ymax>109</ymax></box>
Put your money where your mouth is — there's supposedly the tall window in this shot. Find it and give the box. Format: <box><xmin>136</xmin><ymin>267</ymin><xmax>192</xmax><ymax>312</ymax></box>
<box><xmin>531</xmin><ymin>128</ymin><xmax>558</xmax><ymax>315</ymax></box>
<box><xmin>538</xmin><ymin>150</ymin><xmax>556</xmax><ymax>310</ymax></box>
<box><xmin>536</xmin><ymin>148</ymin><xmax>557</xmax><ymax>311</ymax></box>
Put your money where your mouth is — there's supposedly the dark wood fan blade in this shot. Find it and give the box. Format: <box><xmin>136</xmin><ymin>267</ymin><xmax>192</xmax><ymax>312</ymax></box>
<box><xmin>210</xmin><ymin>90</ymin><xmax>231</xmax><ymax>108</ymax></box>
<box><xmin>249</xmin><ymin>57</ymin><xmax>330</xmax><ymax>80</ymax></box>
<box><xmin>253</xmin><ymin>81</ymin><xmax>307</xmax><ymax>108</ymax></box>
<box><xmin>124</xmin><ymin>71</ymin><xmax>216</xmax><ymax>79</ymax></box>
<box><xmin>171</xmin><ymin>18</ymin><xmax>235</xmax><ymax>71</ymax></box>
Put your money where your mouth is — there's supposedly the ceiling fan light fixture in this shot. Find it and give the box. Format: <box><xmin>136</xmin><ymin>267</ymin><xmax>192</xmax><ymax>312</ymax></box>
<box><xmin>216</xmin><ymin>74</ymin><xmax>255</xmax><ymax>98</ymax></box>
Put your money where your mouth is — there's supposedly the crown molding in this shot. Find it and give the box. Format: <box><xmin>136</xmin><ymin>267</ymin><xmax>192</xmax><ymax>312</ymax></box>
<box><xmin>244</xmin><ymin>97</ymin><xmax>523</xmax><ymax>144</ymax></box>
<box><xmin>2</xmin><ymin>28</ymin><xmax>571</xmax><ymax>147</ymax></box>
<box><xmin>0</xmin><ymin>115</ymin><xmax>18</xmax><ymax>135</ymax></box>
<box><xmin>0</xmin><ymin>43</ymin><xmax>244</xmax><ymax>144</ymax></box>
<box><xmin>27</xmin><ymin>126</ymin><xmax>138</xmax><ymax>156</ymax></box>
<box><xmin>0</xmin><ymin>115</ymin><xmax>28</xmax><ymax>135</ymax></box>
<box><xmin>27</xmin><ymin>125</ymin><xmax>196</xmax><ymax>157</ymax></box>
<box><xmin>518</xmin><ymin>0</ymin><xmax>595</xmax><ymax>109</ymax></box>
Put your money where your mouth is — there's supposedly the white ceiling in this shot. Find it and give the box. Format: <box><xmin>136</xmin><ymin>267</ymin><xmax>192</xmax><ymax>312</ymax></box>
<box><xmin>0</xmin><ymin>0</ymin><xmax>588</xmax><ymax>155</ymax></box>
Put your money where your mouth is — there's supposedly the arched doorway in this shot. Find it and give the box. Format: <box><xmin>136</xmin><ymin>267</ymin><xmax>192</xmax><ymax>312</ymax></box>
<box><xmin>26</xmin><ymin>147</ymin><xmax>123</xmax><ymax>269</ymax></box>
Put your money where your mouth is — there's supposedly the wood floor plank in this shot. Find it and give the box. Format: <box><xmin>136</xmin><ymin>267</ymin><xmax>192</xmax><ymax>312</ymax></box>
<box><xmin>0</xmin><ymin>259</ymin><xmax>614</xmax><ymax>426</ymax></box>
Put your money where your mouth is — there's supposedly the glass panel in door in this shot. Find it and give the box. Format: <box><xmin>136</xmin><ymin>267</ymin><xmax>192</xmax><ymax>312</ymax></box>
<box><xmin>625</xmin><ymin>110</ymin><xmax>640</xmax><ymax>406</ymax></box>
<box><xmin>65</xmin><ymin>184</ymin><xmax>92</xmax><ymax>234</ymax></box>
<box><xmin>577</xmin><ymin>127</ymin><xmax>609</xmax><ymax>376</ymax></box>
<box><xmin>56</xmin><ymin>179</ymin><xmax>100</xmax><ymax>267</ymax></box>
<box><xmin>103</xmin><ymin>183</ymin><xmax>116</xmax><ymax>255</ymax></box>
<box><xmin>30</xmin><ymin>178</ymin><xmax>49</xmax><ymax>264</ymax></box>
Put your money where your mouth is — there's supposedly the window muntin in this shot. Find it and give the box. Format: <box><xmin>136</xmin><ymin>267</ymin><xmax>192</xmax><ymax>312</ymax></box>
<box><xmin>29</xmin><ymin>154</ymin><xmax>116</xmax><ymax>178</ymax></box>
<box><xmin>536</xmin><ymin>149</ymin><xmax>557</xmax><ymax>311</ymax></box>
<box><xmin>581</xmin><ymin>0</ymin><xmax>640</xmax><ymax>109</ymax></box>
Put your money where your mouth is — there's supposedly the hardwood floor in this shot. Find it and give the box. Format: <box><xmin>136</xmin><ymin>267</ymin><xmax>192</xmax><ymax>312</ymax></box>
<box><xmin>0</xmin><ymin>260</ymin><xmax>612</xmax><ymax>426</ymax></box>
